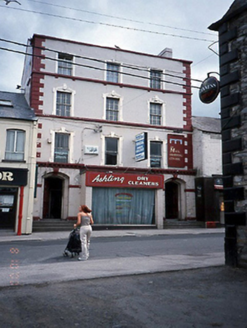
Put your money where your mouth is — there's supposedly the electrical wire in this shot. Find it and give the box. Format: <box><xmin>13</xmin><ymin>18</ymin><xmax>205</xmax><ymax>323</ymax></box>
<box><xmin>0</xmin><ymin>5</ymin><xmax>216</xmax><ymax>43</ymax></box>
<box><xmin>0</xmin><ymin>45</ymin><xmax>200</xmax><ymax>90</ymax></box>
<box><xmin>26</xmin><ymin>0</ymin><xmax>216</xmax><ymax>37</ymax></box>
<box><xmin>0</xmin><ymin>37</ymin><xmax>203</xmax><ymax>85</ymax></box>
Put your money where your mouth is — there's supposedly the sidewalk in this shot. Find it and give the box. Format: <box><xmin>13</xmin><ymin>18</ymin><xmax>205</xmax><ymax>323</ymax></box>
<box><xmin>0</xmin><ymin>227</ymin><xmax>225</xmax><ymax>243</ymax></box>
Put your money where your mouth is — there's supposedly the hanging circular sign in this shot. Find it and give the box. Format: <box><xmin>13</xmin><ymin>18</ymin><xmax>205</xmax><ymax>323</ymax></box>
<box><xmin>199</xmin><ymin>76</ymin><xmax>220</xmax><ymax>104</ymax></box>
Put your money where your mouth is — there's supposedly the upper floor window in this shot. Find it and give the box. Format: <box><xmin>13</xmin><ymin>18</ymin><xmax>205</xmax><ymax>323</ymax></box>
<box><xmin>58</xmin><ymin>53</ymin><xmax>73</xmax><ymax>76</ymax></box>
<box><xmin>56</xmin><ymin>91</ymin><xmax>71</xmax><ymax>117</ymax></box>
<box><xmin>105</xmin><ymin>137</ymin><xmax>118</xmax><ymax>165</ymax></box>
<box><xmin>106</xmin><ymin>97</ymin><xmax>119</xmax><ymax>121</ymax></box>
<box><xmin>150</xmin><ymin>141</ymin><xmax>162</xmax><ymax>168</ymax></box>
<box><xmin>107</xmin><ymin>63</ymin><xmax>120</xmax><ymax>83</ymax></box>
<box><xmin>5</xmin><ymin>129</ymin><xmax>25</xmax><ymax>161</ymax></box>
<box><xmin>150</xmin><ymin>69</ymin><xmax>162</xmax><ymax>89</ymax></box>
<box><xmin>54</xmin><ymin>133</ymin><xmax>69</xmax><ymax>163</ymax></box>
<box><xmin>150</xmin><ymin>102</ymin><xmax>162</xmax><ymax>125</ymax></box>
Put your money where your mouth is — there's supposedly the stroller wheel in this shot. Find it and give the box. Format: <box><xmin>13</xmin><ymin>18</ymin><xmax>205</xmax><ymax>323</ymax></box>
<box><xmin>63</xmin><ymin>250</ymin><xmax>69</xmax><ymax>257</ymax></box>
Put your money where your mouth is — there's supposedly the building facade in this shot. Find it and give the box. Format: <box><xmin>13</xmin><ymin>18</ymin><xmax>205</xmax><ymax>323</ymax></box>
<box><xmin>21</xmin><ymin>34</ymin><xmax>196</xmax><ymax>229</ymax></box>
<box><xmin>192</xmin><ymin>116</ymin><xmax>223</xmax><ymax>224</ymax></box>
<box><xmin>209</xmin><ymin>0</ymin><xmax>247</xmax><ymax>267</ymax></box>
<box><xmin>0</xmin><ymin>91</ymin><xmax>37</xmax><ymax>234</ymax></box>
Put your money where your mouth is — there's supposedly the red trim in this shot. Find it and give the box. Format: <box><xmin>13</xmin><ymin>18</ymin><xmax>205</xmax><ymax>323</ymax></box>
<box><xmin>35</xmin><ymin>113</ymin><xmax>193</xmax><ymax>132</ymax></box>
<box><xmin>69</xmin><ymin>185</ymin><xmax>81</xmax><ymax>188</ymax></box>
<box><xmin>37</xmin><ymin>162</ymin><xmax>197</xmax><ymax>175</ymax></box>
<box><xmin>32</xmin><ymin>71</ymin><xmax>192</xmax><ymax>96</ymax></box>
<box><xmin>185</xmin><ymin>189</ymin><xmax>196</xmax><ymax>192</ymax></box>
<box><xmin>17</xmin><ymin>186</ymin><xmax>24</xmax><ymax>235</ymax></box>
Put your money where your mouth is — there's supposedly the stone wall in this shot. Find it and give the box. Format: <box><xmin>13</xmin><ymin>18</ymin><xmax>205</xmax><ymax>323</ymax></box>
<box><xmin>209</xmin><ymin>0</ymin><xmax>247</xmax><ymax>267</ymax></box>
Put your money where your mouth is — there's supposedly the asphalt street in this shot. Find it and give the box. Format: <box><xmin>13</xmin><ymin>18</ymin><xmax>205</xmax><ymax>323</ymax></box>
<box><xmin>0</xmin><ymin>228</ymin><xmax>225</xmax><ymax>287</ymax></box>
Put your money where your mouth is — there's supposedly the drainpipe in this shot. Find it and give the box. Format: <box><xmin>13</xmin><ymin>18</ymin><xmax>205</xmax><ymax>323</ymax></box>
<box><xmin>17</xmin><ymin>186</ymin><xmax>24</xmax><ymax>235</ymax></box>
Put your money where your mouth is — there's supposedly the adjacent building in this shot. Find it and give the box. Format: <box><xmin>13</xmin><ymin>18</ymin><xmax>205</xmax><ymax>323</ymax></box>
<box><xmin>20</xmin><ymin>34</ymin><xmax>196</xmax><ymax>229</ymax></box>
<box><xmin>192</xmin><ymin>116</ymin><xmax>223</xmax><ymax>224</ymax></box>
<box><xmin>0</xmin><ymin>91</ymin><xmax>37</xmax><ymax>234</ymax></box>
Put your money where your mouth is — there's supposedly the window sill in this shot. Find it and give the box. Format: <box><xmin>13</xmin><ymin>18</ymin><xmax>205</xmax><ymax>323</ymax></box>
<box><xmin>2</xmin><ymin>160</ymin><xmax>26</xmax><ymax>163</ymax></box>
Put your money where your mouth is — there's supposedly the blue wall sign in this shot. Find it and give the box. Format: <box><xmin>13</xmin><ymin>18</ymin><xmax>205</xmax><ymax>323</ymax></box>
<box><xmin>135</xmin><ymin>132</ymin><xmax>147</xmax><ymax>162</ymax></box>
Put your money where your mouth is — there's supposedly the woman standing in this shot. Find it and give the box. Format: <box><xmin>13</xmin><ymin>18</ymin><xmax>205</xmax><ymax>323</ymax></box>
<box><xmin>74</xmin><ymin>205</ymin><xmax>94</xmax><ymax>261</ymax></box>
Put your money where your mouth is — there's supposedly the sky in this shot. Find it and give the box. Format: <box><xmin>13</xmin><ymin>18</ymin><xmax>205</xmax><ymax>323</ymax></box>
<box><xmin>0</xmin><ymin>0</ymin><xmax>234</xmax><ymax>118</ymax></box>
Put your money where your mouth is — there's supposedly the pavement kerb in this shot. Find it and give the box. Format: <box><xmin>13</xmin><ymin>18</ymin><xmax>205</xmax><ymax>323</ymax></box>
<box><xmin>0</xmin><ymin>228</ymin><xmax>225</xmax><ymax>243</ymax></box>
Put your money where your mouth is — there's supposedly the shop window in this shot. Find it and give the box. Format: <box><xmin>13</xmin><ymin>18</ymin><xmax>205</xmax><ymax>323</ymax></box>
<box><xmin>106</xmin><ymin>62</ymin><xmax>120</xmax><ymax>83</ymax></box>
<box><xmin>106</xmin><ymin>97</ymin><xmax>119</xmax><ymax>121</ymax></box>
<box><xmin>150</xmin><ymin>69</ymin><xmax>162</xmax><ymax>89</ymax></box>
<box><xmin>5</xmin><ymin>129</ymin><xmax>25</xmax><ymax>161</ymax></box>
<box><xmin>54</xmin><ymin>133</ymin><xmax>69</xmax><ymax>163</ymax></box>
<box><xmin>150</xmin><ymin>141</ymin><xmax>162</xmax><ymax>168</ymax></box>
<box><xmin>56</xmin><ymin>91</ymin><xmax>71</xmax><ymax>117</ymax></box>
<box><xmin>150</xmin><ymin>102</ymin><xmax>162</xmax><ymax>125</ymax></box>
<box><xmin>58</xmin><ymin>53</ymin><xmax>73</xmax><ymax>75</ymax></box>
<box><xmin>105</xmin><ymin>137</ymin><xmax>118</xmax><ymax>165</ymax></box>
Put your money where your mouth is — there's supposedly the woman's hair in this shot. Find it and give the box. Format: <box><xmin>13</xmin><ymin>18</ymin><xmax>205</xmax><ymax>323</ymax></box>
<box><xmin>80</xmin><ymin>205</ymin><xmax>92</xmax><ymax>213</ymax></box>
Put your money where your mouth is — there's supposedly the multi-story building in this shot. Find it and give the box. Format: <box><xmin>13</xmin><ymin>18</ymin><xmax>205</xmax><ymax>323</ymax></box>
<box><xmin>0</xmin><ymin>91</ymin><xmax>37</xmax><ymax>234</ymax></box>
<box><xmin>21</xmin><ymin>34</ymin><xmax>196</xmax><ymax>229</ymax></box>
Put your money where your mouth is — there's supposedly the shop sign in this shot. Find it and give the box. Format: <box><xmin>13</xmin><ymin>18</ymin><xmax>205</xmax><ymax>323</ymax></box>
<box><xmin>0</xmin><ymin>168</ymin><xmax>28</xmax><ymax>186</ymax></box>
<box><xmin>167</xmin><ymin>135</ymin><xmax>185</xmax><ymax>168</ymax></box>
<box><xmin>86</xmin><ymin>172</ymin><xmax>164</xmax><ymax>189</ymax></box>
<box><xmin>199</xmin><ymin>76</ymin><xmax>220</xmax><ymax>104</ymax></box>
<box><xmin>135</xmin><ymin>132</ymin><xmax>147</xmax><ymax>162</ymax></box>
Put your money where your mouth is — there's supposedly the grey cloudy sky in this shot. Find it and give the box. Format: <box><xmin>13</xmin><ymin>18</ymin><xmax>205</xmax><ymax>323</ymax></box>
<box><xmin>0</xmin><ymin>0</ymin><xmax>234</xmax><ymax>117</ymax></box>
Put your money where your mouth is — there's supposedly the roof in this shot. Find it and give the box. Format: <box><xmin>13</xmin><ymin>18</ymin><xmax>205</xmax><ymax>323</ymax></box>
<box><xmin>209</xmin><ymin>0</ymin><xmax>247</xmax><ymax>30</ymax></box>
<box><xmin>0</xmin><ymin>91</ymin><xmax>37</xmax><ymax>121</ymax></box>
<box><xmin>192</xmin><ymin>116</ymin><xmax>221</xmax><ymax>133</ymax></box>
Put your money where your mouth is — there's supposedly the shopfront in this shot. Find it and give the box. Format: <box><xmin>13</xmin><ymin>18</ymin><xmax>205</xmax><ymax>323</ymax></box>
<box><xmin>0</xmin><ymin>168</ymin><xmax>28</xmax><ymax>232</ymax></box>
<box><xmin>85</xmin><ymin>171</ymin><xmax>164</xmax><ymax>226</ymax></box>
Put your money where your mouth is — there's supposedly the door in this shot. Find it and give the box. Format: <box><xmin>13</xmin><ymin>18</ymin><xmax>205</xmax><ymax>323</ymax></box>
<box><xmin>43</xmin><ymin>177</ymin><xmax>63</xmax><ymax>219</ymax></box>
<box><xmin>0</xmin><ymin>187</ymin><xmax>18</xmax><ymax>230</ymax></box>
<box><xmin>165</xmin><ymin>182</ymin><xmax>179</xmax><ymax>219</ymax></box>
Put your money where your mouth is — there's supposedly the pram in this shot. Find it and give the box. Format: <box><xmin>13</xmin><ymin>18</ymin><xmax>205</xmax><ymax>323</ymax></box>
<box><xmin>63</xmin><ymin>228</ymin><xmax>81</xmax><ymax>258</ymax></box>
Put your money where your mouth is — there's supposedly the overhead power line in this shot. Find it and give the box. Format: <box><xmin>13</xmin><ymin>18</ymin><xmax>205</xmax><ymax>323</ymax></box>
<box><xmin>0</xmin><ymin>45</ymin><xmax>200</xmax><ymax>90</ymax></box>
<box><xmin>27</xmin><ymin>0</ymin><xmax>215</xmax><ymax>37</ymax></box>
<box><xmin>0</xmin><ymin>37</ymin><xmax>203</xmax><ymax>85</ymax></box>
<box><xmin>0</xmin><ymin>5</ymin><xmax>216</xmax><ymax>43</ymax></box>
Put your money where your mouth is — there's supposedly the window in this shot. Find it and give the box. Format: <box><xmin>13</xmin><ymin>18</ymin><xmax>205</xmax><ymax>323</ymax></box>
<box><xmin>107</xmin><ymin>63</ymin><xmax>120</xmax><ymax>83</ymax></box>
<box><xmin>105</xmin><ymin>137</ymin><xmax>118</xmax><ymax>165</ymax></box>
<box><xmin>58</xmin><ymin>53</ymin><xmax>73</xmax><ymax>75</ymax></box>
<box><xmin>150</xmin><ymin>141</ymin><xmax>162</xmax><ymax>168</ymax></box>
<box><xmin>5</xmin><ymin>129</ymin><xmax>25</xmax><ymax>161</ymax></box>
<box><xmin>54</xmin><ymin>133</ymin><xmax>69</xmax><ymax>163</ymax></box>
<box><xmin>106</xmin><ymin>98</ymin><xmax>119</xmax><ymax>121</ymax></box>
<box><xmin>150</xmin><ymin>69</ymin><xmax>162</xmax><ymax>89</ymax></box>
<box><xmin>56</xmin><ymin>92</ymin><xmax>71</xmax><ymax>117</ymax></box>
<box><xmin>150</xmin><ymin>103</ymin><xmax>162</xmax><ymax>125</ymax></box>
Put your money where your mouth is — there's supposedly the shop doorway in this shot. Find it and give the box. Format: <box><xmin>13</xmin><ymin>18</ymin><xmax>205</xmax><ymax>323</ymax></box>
<box><xmin>43</xmin><ymin>177</ymin><xmax>63</xmax><ymax>219</ymax></box>
<box><xmin>165</xmin><ymin>181</ymin><xmax>179</xmax><ymax>219</ymax></box>
<box><xmin>0</xmin><ymin>187</ymin><xmax>18</xmax><ymax>230</ymax></box>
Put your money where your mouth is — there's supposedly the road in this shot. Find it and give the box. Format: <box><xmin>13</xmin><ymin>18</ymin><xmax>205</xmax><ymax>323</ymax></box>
<box><xmin>0</xmin><ymin>232</ymin><xmax>246</xmax><ymax>328</ymax></box>
<box><xmin>0</xmin><ymin>233</ymin><xmax>224</xmax><ymax>266</ymax></box>
<box><xmin>0</xmin><ymin>233</ymin><xmax>224</xmax><ymax>287</ymax></box>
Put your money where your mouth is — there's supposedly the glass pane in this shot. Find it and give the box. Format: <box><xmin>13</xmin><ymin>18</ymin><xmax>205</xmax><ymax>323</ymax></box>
<box><xmin>107</xmin><ymin>63</ymin><xmax>119</xmax><ymax>83</ymax></box>
<box><xmin>92</xmin><ymin>188</ymin><xmax>155</xmax><ymax>224</ymax></box>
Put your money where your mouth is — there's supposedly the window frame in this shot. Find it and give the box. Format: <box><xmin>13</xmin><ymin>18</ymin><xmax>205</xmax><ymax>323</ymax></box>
<box><xmin>57</xmin><ymin>53</ymin><xmax>73</xmax><ymax>76</ymax></box>
<box><xmin>5</xmin><ymin>129</ymin><xmax>25</xmax><ymax>162</ymax></box>
<box><xmin>106</xmin><ymin>62</ymin><xmax>120</xmax><ymax>83</ymax></box>
<box><xmin>150</xmin><ymin>102</ymin><xmax>162</xmax><ymax>125</ymax></box>
<box><xmin>106</xmin><ymin>97</ymin><xmax>119</xmax><ymax>121</ymax></box>
<box><xmin>105</xmin><ymin>137</ymin><xmax>119</xmax><ymax>165</ymax></box>
<box><xmin>54</xmin><ymin>132</ymin><xmax>70</xmax><ymax>163</ymax></box>
<box><xmin>150</xmin><ymin>141</ymin><xmax>162</xmax><ymax>168</ymax></box>
<box><xmin>56</xmin><ymin>91</ymin><xmax>72</xmax><ymax>117</ymax></box>
<box><xmin>150</xmin><ymin>69</ymin><xmax>163</xmax><ymax>89</ymax></box>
